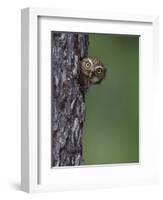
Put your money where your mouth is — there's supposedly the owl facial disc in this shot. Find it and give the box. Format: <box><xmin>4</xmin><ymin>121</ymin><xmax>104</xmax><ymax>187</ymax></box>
<box><xmin>80</xmin><ymin>57</ymin><xmax>107</xmax><ymax>91</ymax></box>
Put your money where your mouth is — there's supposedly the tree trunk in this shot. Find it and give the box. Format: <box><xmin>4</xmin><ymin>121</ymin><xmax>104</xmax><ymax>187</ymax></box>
<box><xmin>51</xmin><ymin>32</ymin><xmax>89</xmax><ymax>167</ymax></box>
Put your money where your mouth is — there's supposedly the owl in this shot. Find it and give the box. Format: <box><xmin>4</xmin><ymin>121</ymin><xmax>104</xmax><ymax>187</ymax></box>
<box><xmin>80</xmin><ymin>57</ymin><xmax>106</xmax><ymax>91</ymax></box>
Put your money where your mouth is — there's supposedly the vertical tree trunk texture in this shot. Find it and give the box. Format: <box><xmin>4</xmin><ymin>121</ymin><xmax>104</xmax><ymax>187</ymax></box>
<box><xmin>51</xmin><ymin>32</ymin><xmax>89</xmax><ymax>167</ymax></box>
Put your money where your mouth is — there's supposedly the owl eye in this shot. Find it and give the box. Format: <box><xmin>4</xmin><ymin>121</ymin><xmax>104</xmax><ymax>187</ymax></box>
<box><xmin>85</xmin><ymin>61</ymin><xmax>91</xmax><ymax>69</ymax></box>
<box><xmin>96</xmin><ymin>68</ymin><xmax>102</xmax><ymax>73</ymax></box>
<box><xmin>95</xmin><ymin>66</ymin><xmax>103</xmax><ymax>74</ymax></box>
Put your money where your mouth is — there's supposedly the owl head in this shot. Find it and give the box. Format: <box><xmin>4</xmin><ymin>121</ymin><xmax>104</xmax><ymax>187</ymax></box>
<box><xmin>80</xmin><ymin>57</ymin><xmax>106</xmax><ymax>90</ymax></box>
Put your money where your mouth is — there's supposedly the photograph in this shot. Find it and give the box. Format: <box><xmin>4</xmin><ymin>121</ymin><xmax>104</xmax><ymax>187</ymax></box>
<box><xmin>21</xmin><ymin>8</ymin><xmax>159</xmax><ymax>193</ymax></box>
<box><xmin>51</xmin><ymin>31</ymin><xmax>139</xmax><ymax>167</ymax></box>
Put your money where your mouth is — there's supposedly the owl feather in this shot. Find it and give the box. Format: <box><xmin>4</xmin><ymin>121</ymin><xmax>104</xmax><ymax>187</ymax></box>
<box><xmin>80</xmin><ymin>57</ymin><xmax>107</xmax><ymax>92</ymax></box>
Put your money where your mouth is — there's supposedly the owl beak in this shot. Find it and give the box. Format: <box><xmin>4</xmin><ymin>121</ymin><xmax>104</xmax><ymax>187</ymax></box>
<box><xmin>88</xmin><ymin>73</ymin><xmax>92</xmax><ymax>78</ymax></box>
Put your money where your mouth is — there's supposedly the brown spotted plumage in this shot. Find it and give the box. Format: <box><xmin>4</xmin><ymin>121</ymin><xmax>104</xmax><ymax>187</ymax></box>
<box><xmin>80</xmin><ymin>57</ymin><xmax>107</xmax><ymax>91</ymax></box>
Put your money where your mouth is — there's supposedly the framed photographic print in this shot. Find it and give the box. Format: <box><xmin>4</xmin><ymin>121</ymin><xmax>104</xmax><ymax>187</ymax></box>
<box><xmin>21</xmin><ymin>8</ymin><xmax>159</xmax><ymax>193</ymax></box>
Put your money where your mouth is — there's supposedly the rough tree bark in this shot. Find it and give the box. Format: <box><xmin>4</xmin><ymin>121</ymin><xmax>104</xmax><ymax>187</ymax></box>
<box><xmin>51</xmin><ymin>32</ymin><xmax>89</xmax><ymax>167</ymax></box>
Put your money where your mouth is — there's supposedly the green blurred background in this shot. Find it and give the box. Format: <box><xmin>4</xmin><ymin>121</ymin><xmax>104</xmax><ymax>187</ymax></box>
<box><xmin>83</xmin><ymin>33</ymin><xmax>139</xmax><ymax>165</ymax></box>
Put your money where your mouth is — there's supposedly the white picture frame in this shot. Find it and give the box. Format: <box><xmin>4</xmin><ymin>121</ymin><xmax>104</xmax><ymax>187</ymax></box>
<box><xmin>21</xmin><ymin>7</ymin><xmax>159</xmax><ymax>193</ymax></box>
